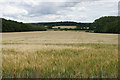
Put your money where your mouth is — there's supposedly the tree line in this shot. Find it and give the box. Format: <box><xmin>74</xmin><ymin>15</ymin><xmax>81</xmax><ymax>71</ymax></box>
<box><xmin>1</xmin><ymin>16</ymin><xmax>119</xmax><ymax>33</ymax></box>
<box><xmin>31</xmin><ymin>21</ymin><xmax>93</xmax><ymax>30</ymax></box>
<box><xmin>93</xmin><ymin>16</ymin><xmax>119</xmax><ymax>33</ymax></box>
<box><xmin>2</xmin><ymin>18</ymin><xmax>46</xmax><ymax>32</ymax></box>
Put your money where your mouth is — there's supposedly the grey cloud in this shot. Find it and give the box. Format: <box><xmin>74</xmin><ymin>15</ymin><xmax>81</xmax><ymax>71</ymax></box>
<box><xmin>0</xmin><ymin>0</ymin><xmax>118</xmax><ymax>22</ymax></box>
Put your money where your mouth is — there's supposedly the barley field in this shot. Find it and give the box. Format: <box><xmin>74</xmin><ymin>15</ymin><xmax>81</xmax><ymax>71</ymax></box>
<box><xmin>1</xmin><ymin>31</ymin><xmax>118</xmax><ymax>78</ymax></box>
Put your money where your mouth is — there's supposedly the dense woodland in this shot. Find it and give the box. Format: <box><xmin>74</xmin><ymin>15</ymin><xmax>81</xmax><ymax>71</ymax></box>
<box><xmin>1</xmin><ymin>16</ymin><xmax>119</xmax><ymax>33</ymax></box>
<box><xmin>2</xmin><ymin>18</ymin><xmax>46</xmax><ymax>32</ymax></box>
<box><xmin>93</xmin><ymin>16</ymin><xmax>119</xmax><ymax>33</ymax></box>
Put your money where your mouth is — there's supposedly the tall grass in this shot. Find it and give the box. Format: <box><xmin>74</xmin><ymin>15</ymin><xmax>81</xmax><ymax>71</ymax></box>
<box><xmin>2</xmin><ymin>44</ymin><xmax>118</xmax><ymax>78</ymax></box>
<box><xmin>1</xmin><ymin>31</ymin><xmax>118</xmax><ymax>78</ymax></box>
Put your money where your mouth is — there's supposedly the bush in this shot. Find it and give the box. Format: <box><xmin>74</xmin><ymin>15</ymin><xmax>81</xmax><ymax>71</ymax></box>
<box><xmin>85</xmin><ymin>30</ymin><xmax>89</xmax><ymax>32</ymax></box>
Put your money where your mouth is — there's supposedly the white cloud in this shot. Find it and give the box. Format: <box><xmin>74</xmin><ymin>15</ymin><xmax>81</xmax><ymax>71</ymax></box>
<box><xmin>0</xmin><ymin>0</ymin><xmax>119</xmax><ymax>23</ymax></box>
<box><xmin>3</xmin><ymin>6</ymin><xmax>28</xmax><ymax>15</ymax></box>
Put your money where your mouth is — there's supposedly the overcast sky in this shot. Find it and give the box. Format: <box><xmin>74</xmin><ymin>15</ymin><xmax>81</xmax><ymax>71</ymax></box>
<box><xmin>0</xmin><ymin>0</ymin><xmax>119</xmax><ymax>23</ymax></box>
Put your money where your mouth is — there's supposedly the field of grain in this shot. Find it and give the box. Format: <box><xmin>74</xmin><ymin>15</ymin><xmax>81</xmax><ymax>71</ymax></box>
<box><xmin>1</xmin><ymin>31</ymin><xmax>118</xmax><ymax>78</ymax></box>
<box><xmin>52</xmin><ymin>26</ymin><xmax>76</xmax><ymax>29</ymax></box>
